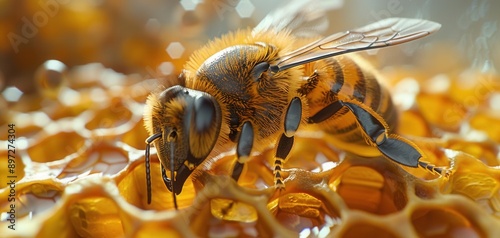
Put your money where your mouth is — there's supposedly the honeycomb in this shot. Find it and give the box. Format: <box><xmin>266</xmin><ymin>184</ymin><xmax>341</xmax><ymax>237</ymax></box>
<box><xmin>2</xmin><ymin>1</ymin><xmax>500</xmax><ymax>237</ymax></box>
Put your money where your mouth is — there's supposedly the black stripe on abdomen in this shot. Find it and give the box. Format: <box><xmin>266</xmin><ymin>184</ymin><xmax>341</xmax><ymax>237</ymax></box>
<box><xmin>330</xmin><ymin>58</ymin><xmax>344</xmax><ymax>94</ymax></box>
<box><xmin>352</xmin><ymin>63</ymin><xmax>366</xmax><ymax>102</ymax></box>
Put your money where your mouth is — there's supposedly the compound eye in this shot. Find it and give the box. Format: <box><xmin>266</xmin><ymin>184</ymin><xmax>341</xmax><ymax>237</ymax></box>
<box><xmin>252</xmin><ymin>62</ymin><xmax>270</xmax><ymax>81</ymax></box>
<box><xmin>194</xmin><ymin>96</ymin><xmax>215</xmax><ymax>133</ymax></box>
<box><xmin>189</xmin><ymin>95</ymin><xmax>222</xmax><ymax>159</ymax></box>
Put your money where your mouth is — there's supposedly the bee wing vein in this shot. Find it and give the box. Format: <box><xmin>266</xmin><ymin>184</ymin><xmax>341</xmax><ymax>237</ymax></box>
<box><xmin>271</xmin><ymin>18</ymin><xmax>441</xmax><ymax>72</ymax></box>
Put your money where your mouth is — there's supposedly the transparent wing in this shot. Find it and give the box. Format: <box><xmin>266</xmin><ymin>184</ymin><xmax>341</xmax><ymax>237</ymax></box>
<box><xmin>270</xmin><ymin>18</ymin><xmax>441</xmax><ymax>73</ymax></box>
<box><xmin>252</xmin><ymin>0</ymin><xmax>343</xmax><ymax>38</ymax></box>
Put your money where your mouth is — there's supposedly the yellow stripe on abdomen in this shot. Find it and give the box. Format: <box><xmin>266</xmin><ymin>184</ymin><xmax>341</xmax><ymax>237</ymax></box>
<box><xmin>302</xmin><ymin>54</ymin><xmax>397</xmax><ymax>146</ymax></box>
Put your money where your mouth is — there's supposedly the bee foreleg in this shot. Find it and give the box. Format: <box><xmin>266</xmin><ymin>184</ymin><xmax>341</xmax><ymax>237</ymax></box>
<box><xmin>274</xmin><ymin>97</ymin><xmax>302</xmax><ymax>188</ymax></box>
<box><xmin>232</xmin><ymin>121</ymin><xmax>254</xmax><ymax>181</ymax></box>
<box><xmin>341</xmin><ymin>100</ymin><xmax>423</xmax><ymax>168</ymax></box>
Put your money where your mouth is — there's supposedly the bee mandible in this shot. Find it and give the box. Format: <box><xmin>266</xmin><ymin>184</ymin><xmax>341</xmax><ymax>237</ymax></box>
<box><xmin>144</xmin><ymin>8</ymin><xmax>443</xmax><ymax>209</ymax></box>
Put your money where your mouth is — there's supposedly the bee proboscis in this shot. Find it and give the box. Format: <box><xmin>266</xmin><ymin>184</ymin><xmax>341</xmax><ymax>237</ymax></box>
<box><xmin>144</xmin><ymin>7</ymin><xmax>445</xmax><ymax>209</ymax></box>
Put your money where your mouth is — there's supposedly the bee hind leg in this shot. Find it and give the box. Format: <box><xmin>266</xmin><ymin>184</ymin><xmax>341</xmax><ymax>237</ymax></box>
<box><xmin>342</xmin><ymin>100</ymin><xmax>451</xmax><ymax>177</ymax></box>
<box><xmin>340</xmin><ymin>100</ymin><xmax>423</xmax><ymax>167</ymax></box>
<box><xmin>418</xmin><ymin>160</ymin><xmax>452</xmax><ymax>178</ymax></box>
<box><xmin>307</xmin><ymin>99</ymin><xmax>450</xmax><ymax>177</ymax></box>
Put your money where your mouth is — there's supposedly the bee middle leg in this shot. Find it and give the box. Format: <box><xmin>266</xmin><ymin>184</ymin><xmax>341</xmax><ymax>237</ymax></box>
<box><xmin>231</xmin><ymin>121</ymin><xmax>254</xmax><ymax>181</ymax></box>
<box><xmin>219</xmin><ymin>122</ymin><xmax>255</xmax><ymax>215</ymax></box>
<box><xmin>230</xmin><ymin>97</ymin><xmax>302</xmax><ymax>190</ymax></box>
<box><xmin>274</xmin><ymin>97</ymin><xmax>302</xmax><ymax>189</ymax></box>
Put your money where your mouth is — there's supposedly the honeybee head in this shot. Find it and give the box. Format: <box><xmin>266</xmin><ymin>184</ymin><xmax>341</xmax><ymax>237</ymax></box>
<box><xmin>144</xmin><ymin>84</ymin><xmax>222</xmax><ymax>203</ymax></box>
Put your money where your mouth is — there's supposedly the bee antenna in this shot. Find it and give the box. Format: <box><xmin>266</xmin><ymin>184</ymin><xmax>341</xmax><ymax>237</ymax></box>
<box><xmin>145</xmin><ymin>133</ymin><xmax>162</xmax><ymax>205</ymax></box>
<box><xmin>170</xmin><ymin>141</ymin><xmax>178</xmax><ymax>210</ymax></box>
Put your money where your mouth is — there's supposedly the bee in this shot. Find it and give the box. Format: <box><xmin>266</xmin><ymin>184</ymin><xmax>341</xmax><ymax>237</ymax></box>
<box><xmin>144</xmin><ymin>4</ymin><xmax>445</xmax><ymax>209</ymax></box>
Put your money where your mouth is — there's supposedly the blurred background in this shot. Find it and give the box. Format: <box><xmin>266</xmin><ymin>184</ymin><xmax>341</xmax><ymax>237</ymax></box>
<box><xmin>1</xmin><ymin>2</ymin><xmax>500</xmax><ymax>237</ymax></box>
<box><xmin>0</xmin><ymin>0</ymin><xmax>498</xmax><ymax>96</ymax></box>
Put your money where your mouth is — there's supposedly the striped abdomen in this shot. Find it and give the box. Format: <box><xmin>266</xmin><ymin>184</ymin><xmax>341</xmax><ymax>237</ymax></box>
<box><xmin>299</xmin><ymin>54</ymin><xmax>397</xmax><ymax>145</ymax></box>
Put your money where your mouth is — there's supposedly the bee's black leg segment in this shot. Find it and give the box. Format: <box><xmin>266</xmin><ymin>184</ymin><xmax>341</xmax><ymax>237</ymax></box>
<box><xmin>307</xmin><ymin>100</ymin><xmax>344</xmax><ymax>124</ymax></box>
<box><xmin>159</xmin><ymin>162</ymin><xmax>179</xmax><ymax>210</ymax></box>
<box><xmin>342</xmin><ymin>101</ymin><xmax>422</xmax><ymax>167</ymax></box>
<box><xmin>376</xmin><ymin>136</ymin><xmax>421</xmax><ymax>167</ymax></box>
<box><xmin>232</xmin><ymin>121</ymin><xmax>254</xmax><ymax>181</ymax></box>
<box><xmin>284</xmin><ymin>97</ymin><xmax>302</xmax><ymax>137</ymax></box>
<box><xmin>236</xmin><ymin>121</ymin><xmax>254</xmax><ymax>162</ymax></box>
<box><xmin>274</xmin><ymin>134</ymin><xmax>294</xmax><ymax>188</ymax></box>
<box><xmin>276</xmin><ymin>135</ymin><xmax>294</xmax><ymax>159</ymax></box>
<box><xmin>273</xmin><ymin>97</ymin><xmax>302</xmax><ymax>188</ymax></box>
<box><xmin>231</xmin><ymin>161</ymin><xmax>244</xmax><ymax>181</ymax></box>
<box><xmin>160</xmin><ymin>163</ymin><xmax>173</xmax><ymax>192</ymax></box>
<box><xmin>227</xmin><ymin>121</ymin><xmax>254</xmax><ymax>215</ymax></box>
